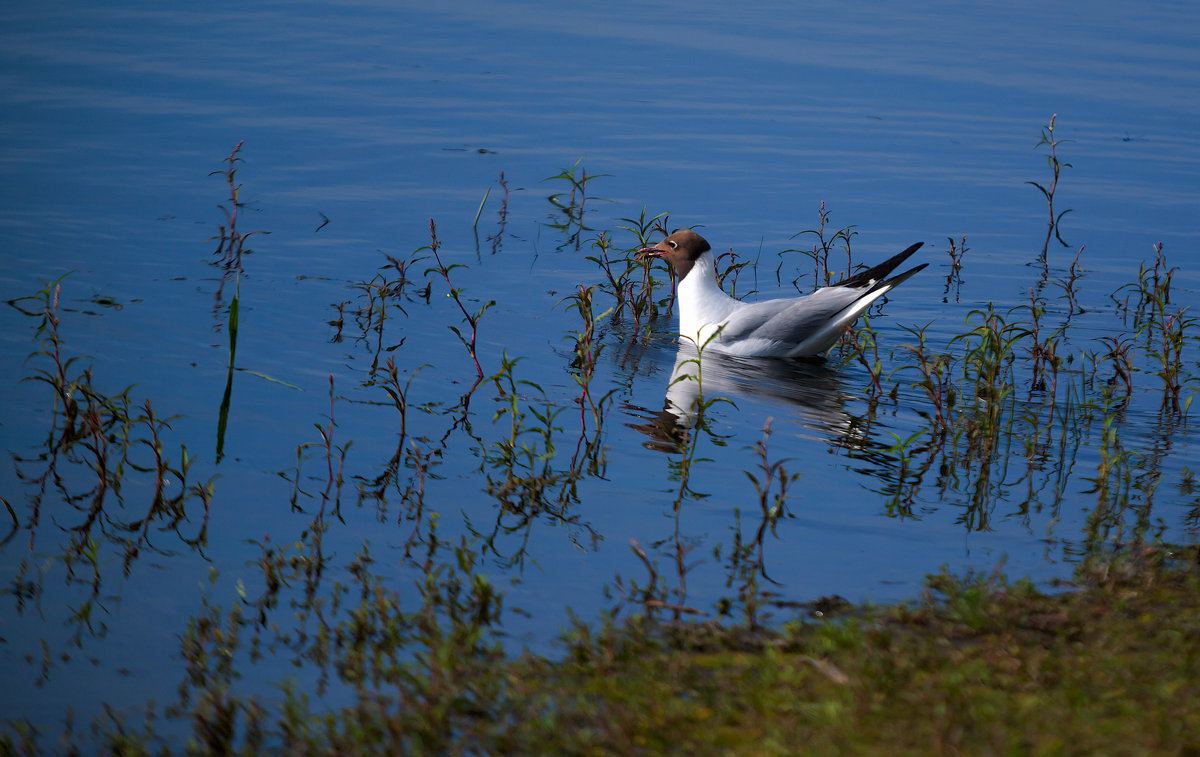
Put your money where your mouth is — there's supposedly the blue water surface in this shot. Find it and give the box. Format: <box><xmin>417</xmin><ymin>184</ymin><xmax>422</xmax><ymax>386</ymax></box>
<box><xmin>2</xmin><ymin>0</ymin><xmax>1198</xmax><ymax>738</ymax></box>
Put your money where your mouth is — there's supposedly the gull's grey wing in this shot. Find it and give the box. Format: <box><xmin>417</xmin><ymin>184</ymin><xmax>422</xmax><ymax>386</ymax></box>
<box><xmin>715</xmin><ymin>288</ymin><xmax>864</xmax><ymax>346</ymax></box>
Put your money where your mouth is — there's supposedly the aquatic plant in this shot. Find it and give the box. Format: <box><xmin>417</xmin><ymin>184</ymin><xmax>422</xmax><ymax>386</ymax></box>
<box><xmin>781</xmin><ymin>200</ymin><xmax>857</xmax><ymax>288</ymax></box>
<box><xmin>602</xmin><ymin>207</ymin><xmax>673</xmax><ymax>328</ymax></box>
<box><xmin>1053</xmin><ymin>244</ymin><xmax>1087</xmax><ymax>316</ymax></box>
<box><xmin>215</xmin><ymin>276</ymin><xmax>239</xmax><ymax>462</ymax></box>
<box><xmin>1027</xmin><ymin>113</ymin><xmax>1073</xmax><ymax>266</ymax></box>
<box><xmin>843</xmin><ymin>314</ymin><xmax>885</xmax><ymax>399</ymax></box>
<box><xmin>721</xmin><ymin>420</ymin><xmax>800</xmax><ymax>628</ymax></box>
<box><xmin>210</xmin><ymin>141</ymin><xmax>269</xmax><ymax>311</ymax></box>
<box><xmin>345</xmin><ymin>252</ymin><xmax>417</xmax><ymax>380</ymax></box>
<box><xmin>544</xmin><ymin>158</ymin><xmax>610</xmax><ymax>249</ymax></box>
<box><xmin>895</xmin><ymin>321</ymin><xmax>956</xmax><ymax>432</ymax></box>
<box><xmin>714</xmin><ymin>243</ymin><xmax>757</xmax><ymax>298</ymax></box>
<box><xmin>946</xmin><ymin>234</ymin><xmax>968</xmax><ymax>276</ymax></box>
<box><xmin>473</xmin><ymin>170</ymin><xmax>510</xmax><ymax>255</ymax></box>
<box><xmin>563</xmin><ymin>283</ymin><xmax>617</xmax><ymax>441</ymax></box>
<box><xmin>422</xmin><ymin>218</ymin><xmax>492</xmax><ymax>383</ymax></box>
<box><xmin>942</xmin><ymin>235</ymin><xmax>968</xmax><ymax>303</ymax></box>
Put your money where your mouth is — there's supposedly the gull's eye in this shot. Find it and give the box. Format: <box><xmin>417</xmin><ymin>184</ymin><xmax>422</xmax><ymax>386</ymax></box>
<box><xmin>667</xmin><ymin>240</ymin><xmax>678</xmax><ymax>249</ymax></box>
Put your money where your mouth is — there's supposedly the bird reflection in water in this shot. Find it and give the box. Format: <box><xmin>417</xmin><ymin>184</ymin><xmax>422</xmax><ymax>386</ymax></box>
<box><xmin>626</xmin><ymin>344</ymin><xmax>863</xmax><ymax>453</ymax></box>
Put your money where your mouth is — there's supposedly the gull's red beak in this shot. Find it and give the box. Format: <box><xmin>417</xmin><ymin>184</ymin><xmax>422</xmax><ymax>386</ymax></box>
<box><xmin>638</xmin><ymin>244</ymin><xmax>665</xmax><ymax>258</ymax></box>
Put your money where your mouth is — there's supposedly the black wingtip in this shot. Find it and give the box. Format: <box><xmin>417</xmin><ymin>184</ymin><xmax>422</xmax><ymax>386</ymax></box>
<box><xmin>837</xmin><ymin>242</ymin><xmax>924</xmax><ymax>289</ymax></box>
<box><xmin>883</xmin><ymin>262</ymin><xmax>928</xmax><ymax>289</ymax></box>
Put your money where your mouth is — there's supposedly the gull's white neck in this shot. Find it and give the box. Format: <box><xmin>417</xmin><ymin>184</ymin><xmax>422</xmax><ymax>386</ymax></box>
<box><xmin>675</xmin><ymin>251</ymin><xmax>738</xmax><ymax>347</ymax></box>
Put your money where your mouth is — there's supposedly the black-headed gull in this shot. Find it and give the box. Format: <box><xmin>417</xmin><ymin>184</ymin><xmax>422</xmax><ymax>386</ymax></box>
<box><xmin>640</xmin><ymin>230</ymin><xmax>926</xmax><ymax>358</ymax></box>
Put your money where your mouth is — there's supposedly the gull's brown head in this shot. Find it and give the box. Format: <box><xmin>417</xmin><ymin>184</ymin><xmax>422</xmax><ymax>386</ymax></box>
<box><xmin>638</xmin><ymin>229</ymin><xmax>711</xmax><ymax>279</ymax></box>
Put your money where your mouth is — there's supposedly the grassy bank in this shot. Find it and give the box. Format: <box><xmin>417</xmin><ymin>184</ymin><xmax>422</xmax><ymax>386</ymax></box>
<box><xmin>503</xmin><ymin>548</ymin><xmax>1200</xmax><ymax>756</ymax></box>
<box><xmin>6</xmin><ymin>546</ymin><xmax>1197</xmax><ymax>755</ymax></box>
<box><xmin>473</xmin><ymin>546</ymin><xmax>1200</xmax><ymax>756</ymax></box>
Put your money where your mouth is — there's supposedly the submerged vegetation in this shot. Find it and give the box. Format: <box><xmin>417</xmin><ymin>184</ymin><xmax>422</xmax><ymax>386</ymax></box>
<box><xmin>3</xmin><ymin>117</ymin><xmax>1200</xmax><ymax>752</ymax></box>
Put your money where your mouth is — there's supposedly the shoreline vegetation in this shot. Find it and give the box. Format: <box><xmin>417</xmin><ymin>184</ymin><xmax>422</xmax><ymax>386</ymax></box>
<box><xmin>4</xmin><ymin>117</ymin><xmax>1199</xmax><ymax>753</ymax></box>
<box><xmin>5</xmin><ymin>546</ymin><xmax>1198</xmax><ymax>754</ymax></box>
